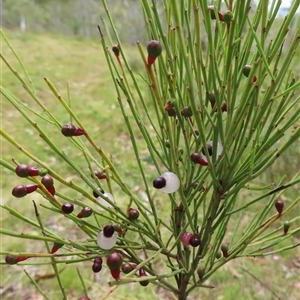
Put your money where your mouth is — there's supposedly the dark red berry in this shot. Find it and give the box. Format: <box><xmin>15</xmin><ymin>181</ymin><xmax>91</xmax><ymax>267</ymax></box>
<box><xmin>197</xmin><ymin>267</ymin><xmax>205</xmax><ymax>280</ymax></box>
<box><xmin>61</xmin><ymin>203</ymin><xmax>74</xmax><ymax>214</ymax></box>
<box><xmin>139</xmin><ymin>268</ymin><xmax>149</xmax><ymax>286</ymax></box>
<box><xmin>41</xmin><ymin>175</ymin><xmax>54</xmax><ymax>187</ymax></box>
<box><xmin>61</xmin><ymin>124</ymin><xmax>85</xmax><ymax>137</ymax></box>
<box><xmin>147</xmin><ymin>40</ymin><xmax>162</xmax><ymax>65</ymax></box>
<box><xmin>5</xmin><ymin>254</ymin><xmax>18</xmax><ymax>265</ymax></box>
<box><xmin>78</xmin><ymin>296</ymin><xmax>91</xmax><ymax>300</ymax></box>
<box><xmin>93</xmin><ymin>170</ymin><xmax>107</xmax><ymax>180</ymax></box>
<box><xmin>122</xmin><ymin>262</ymin><xmax>134</xmax><ymax>274</ymax></box>
<box><xmin>218</xmin><ymin>12</ymin><xmax>224</xmax><ymax>21</ymax></box>
<box><xmin>189</xmin><ymin>235</ymin><xmax>201</xmax><ymax>247</ymax></box>
<box><xmin>275</xmin><ymin>200</ymin><xmax>284</xmax><ymax>214</ymax></box>
<box><xmin>93</xmin><ymin>187</ymin><xmax>104</xmax><ymax>198</ymax></box>
<box><xmin>283</xmin><ymin>221</ymin><xmax>290</xmax><ymax>234</ymax></box>
<box><xmin>77</xmin><ymin>207</ymin><xmax>93</xmax><ymax>218</ymax></box>
<box><xmin>15</xmin><ymin>164</ymin><xmax>29</xmax><ymax>177</ymax></box>
<box><xmin>252</xmin><ymin>75</ymin><xmax>257</xmax><ymax>83</ymax></box>
<box><xmin>103</xmin><ymin>225</ymin><xmax>115</xmax><ymax>238</ymax></box>
<box><xmin>92</xmin><ymin>262</ymin><xmax>102</xmax><ymax>273</ymax></box>
<box><xmin>153</xmin><ymin>177</ymin><xmax>166</xmax><ymax>189</ymax></box>
<box><xmin>191</xmin><ymin>152</ymin><xmax>201</xmax><ymax>163</ymax></box>
<box><xmin>27</xmin><ymin>166</ymin><xmax>39</xmax><ymax>176</ymax></box>
<box><xmin>110</xmin><ymin>268</ymin><xmax>121</xmax><ymax>280</ymax></box>
<box><xmin>12</xmin><ymin>184</ymin><xmax>38</xmax><ymax>198</ymax></box>
<box><xmin>107</xmin><ymin>252</ymin><xmax>123</xmax><ymax>270</ymax></box>
<box><xmin>112</xmin><ymin>45</ymin><xmax>120</xmax><ymax>56</ymax></box>
<box><xmin>93</xmin><ymin>257</ymin><xmax>103</xmax><ymax>265</ymax></box>
<box><xmin>46</xmin><ymin>185</ymin><xmax>56</xmax><ymax>196</ymax></box>
<box><xmin>128</xmin><ymin>208</ymin><xmax>139</xmax><ymax>221</ymax></box>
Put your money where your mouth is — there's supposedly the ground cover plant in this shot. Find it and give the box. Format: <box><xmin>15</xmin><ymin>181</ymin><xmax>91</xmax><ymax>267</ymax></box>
<box><xmin>1</xmin><ymin>0</ymin><xmax>300</xmax><ymax>299</ymax></box>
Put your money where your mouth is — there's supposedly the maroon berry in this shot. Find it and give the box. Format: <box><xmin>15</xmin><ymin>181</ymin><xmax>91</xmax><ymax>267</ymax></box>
<box><xmin>191</xmin><ymin>152</ymin><xmax>201</xmax><ymax>163</ymax></box>
<box><xmin>218</xmin><ymin>12</ymin><xmax>224</xmax><ymax>22</ymax></box>
<box><xmin>61</xmin><ymin>202</ymin><xmax>74</xmax><ymax>214</ymax></box>
<box><xmin>51</xmin><ymin>242</ymin><xmax>64</xmax><ymax>254</ymax></box>
<box><xmin>107</xmin><ymin>252</ymin><xmax>123</xmax><ymax>270</ymax></box>
<box><xmin>61</xmin><ymin>124</ymin><xmax>85</xmax><ymax>137</ymax></box>
<box><xmin>189</xmin><ymin>235</ymin><xmax>201</xmax><ymax>247</ymax></box>
<box><xmin>147</xmin><ymin>40</ymin><xmax>162</xmax><ymax>65</ymax></box>
<box><xmin>92</xmin><ymin>262</ymin><xmax>102</xmax><ymax>273</ymax></box>
<box><xmin>41</xmin><ymin>175</ymin><xmax>54</xmax><ymax>187</ymax></box>
<box><xmin>122</xmin><ymin>262</ymin><xmax>134</xmax><ymax>274</ymax></box>
<box><xmin>93</xmin><ymin>187</ymin><xmax>104</xmax><ymax>198</ymax></box>
<box><xmin>46</xmin><ymin>185</ymin><xmax>56</xmax><ymax>196</ymax></box>
<box><xmin>110</xmin><ymin>268</ymin><xmax>121</xmax><ymax>280</ymax></box>
<box><xmin>128</xmin><ymin>208</ymin><xmax>139</xmax><ymax>221</ymax></box>
<box><xmin>103</xmin><ymin>225</ymin><xmax>115</xmax><ymax>238</ymax></box>
<box><xmin>93</xmin><ymin>170</ymin><xmax>107</xmax><ymax>180</ymax></box>
<box><xmin>5</xmin><ymin>254</ymin><xmax>18</xmax><ymax>265</ymax></box>
<box><xmin>221</xmin><ymin>102</ymin><xmax>227</xmax><ymax>112</ymax></box>
<box><xmin>12</xmin><ymin>184</ymin><xmax>38</xmax><ymax>198</ymax></box>
<box><xmin>112</xmin><ymin>45</ymin><xmax>120</xmax><ymax>56</ymax></box>
<box><xmin>27</xmin><ymin>166</ymin><xmax>39</xmax><ymax>176</ymax></box>
<box><xmin>77</xmin><ymin>207</ymin><xmax>93</xmax><ymax>218</ymax></box>
<box><xmin>78</xmin><ymin>297</ymin><xmax>91</xmax><ymax>300</ymax></box>
<box><xmin>275</xmin><ymin>199</ymin><xmax>284</xmax><ymax>214</ymax></box>
<box><xmin>15</xmin><ymin>164</ymin><xmax>29</xmax><ymax>177</ymax></box>
<box><xmin>93</xmin><ymin>257</ymin><xmax>103</xmax><ymax>265</ymax></box>
<box><xmin>153</xmin><ymin>177</ymin><xmax>166</xmax><ymax>189</ymax></box>
<box><xmin>139</xmin><ymin>268</ymin><xmax>149</xmax><ymax>286</ymax></box>
<box><xmin>252</xmin><ymin>75</ymin><xmax>257</xmax><ymax>83</ymax></box>
<box><xmin>283</xmin><ymin>221</ymin><xmax>290</xmax><ymax>234</ymax></box>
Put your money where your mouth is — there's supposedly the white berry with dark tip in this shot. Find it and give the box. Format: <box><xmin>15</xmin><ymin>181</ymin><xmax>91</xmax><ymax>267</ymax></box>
<box><xmin>153</xmin><ymin>171</ymin><xmax>180</xmax><ymax>194</ymax></box>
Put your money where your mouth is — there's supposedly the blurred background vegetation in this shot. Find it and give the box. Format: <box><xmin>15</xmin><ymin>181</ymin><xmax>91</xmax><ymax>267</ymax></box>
<box><xmin>1</xmin><ymin>1</ymin><xmax>300</xmax><ymax>300</ymax></box>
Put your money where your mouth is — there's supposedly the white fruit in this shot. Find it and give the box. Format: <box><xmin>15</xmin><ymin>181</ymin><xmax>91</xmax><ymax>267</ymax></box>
<box><xmin>97</xmin><ymin>231</ymin><xmax>117</xmax><ymax>250</ymax></box>
<box><xmin>95</xmin><ymin>192</ymin><xmax>115</xmax><ymax>211</ymax></box>
<box><xmin>160</xmin><ymin>172</ymin><xmax>180</xmax><ymax>193</ymax></box>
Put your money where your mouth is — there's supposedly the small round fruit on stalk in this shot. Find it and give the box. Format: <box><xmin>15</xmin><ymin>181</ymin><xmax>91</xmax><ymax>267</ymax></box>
<box><xmin>41</xmin><ymin>174</ymin><xmax>54</xmax><ymax>187</ymax></box>
<box><xmin>12</xmin><ymin>184</ymin><xmax>38</xmax><ymax>198</ymax></box>
<box><xmin>97</xmin><ymin>225</ymin><xmax>117</xmax><ymax>250</ymax></box>
<box><xmin>242</xmin><ymin>64</ymin><xmax>252</xmax><ymax>77</ymax></box>
<box><xmin>61</xmin><ymin>202</ymin><xmax>74</xmax><ymax>214</ymax></box>
<box><xmin>153</xmin><ymin>172</ymin><xmax>180</xmax><ymax>194</ymax></box>
<box><xmin>95</xmin><ymin>192</ymin><xmax>115</xmax><ymax>211</ymax></box>
<box><xmin>283</xmin><ymin>221</ymin><xmax>290</xmax><ymax>234</ymax></box>
<box><xmin>180</xmin><ymin>106</ymin><xmax>193</xmax><ymax>118</ymax></box>
<box><xmin>275</xmin><ymin>199</ymin><xmax>284</xmax><ymax>214</ymax></box>
<box><xmin>15</xmin><ymin>164</ymin><xmax>29</xmax><ymax>177</ymax></box>
<box><xmin>61</xmin><ymin>123</ymin><xmax>85</xmax><ymax>137</ymax></box>
<box><xmin>139</xmin><ymin>268</ymin><xmax>149</xmax><ymax>286</ymax></box>
<box><xmin>181</xmin><ymin>232</ymin><xmax>193</xmax><ymax>246</ymax></box>
<box><xmin>223</xmin><ymin>10</ymin><xmax>233</xmax><ymax>23</ymax></box>
<box><xmin>93</xmin><ymin>257</ymin><xmax>103</xmax><ymax>265</ymax></box>
<box><xmin>164</xmin><ymin>101</ymin><xmax>176</xmax><ymax>117</ymax></box>
<box><xmin>189</xmin><ymin>235</ymin><xmax>201</xmax><ymax>247</ymax></box>
<box><xmin>92</xmin><ymin>262</ymin><xmax>102</xmax><ymax>273</ymax></box>
<box><xmin>147</xmin><ymin>40</ymin><xmax>162</xmax><ymax>65</ymax></box>
<box><xmin>107</xmin><ymin>252</ymin><xmax>122</xmax><ymax>280</ymax></box>
<box><xmin>112</xmin><ymin>45</ymin><xmax>120</xmax><ymax>57</ymax></box>
<box><xmin>128</xmin><ymin>208</ymin><xmax>139</xmax><ymax>221</ymax></box>
<box><xmin>77</xmin><ymin>206</ymin><xmax>93</xmax><ymax>219</ymax></box>
<box><xmin>121</xmin><ymin>262</ymin><xmax>134</xmax><ymax>274</ymax></box>
<box><xmin>78</xmin><ymin>296</ymin><xmax>91</xmax><ymax>300</ymax></box>
<box><xmin>93</xmin><ymin>170</ymin><xmax>107</xmax><ymax>180</ymax></box>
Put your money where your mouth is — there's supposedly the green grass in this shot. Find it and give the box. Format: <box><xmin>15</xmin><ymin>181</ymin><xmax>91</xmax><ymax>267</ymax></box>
<box><xmin>1</xmin><ymin>30</ymin><xmax>299</xmax><ymax>300</ymax></box>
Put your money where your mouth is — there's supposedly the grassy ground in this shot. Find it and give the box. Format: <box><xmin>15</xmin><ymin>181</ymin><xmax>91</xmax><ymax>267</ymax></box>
<box><xmin>1</xmin><ymin>30</ymin><xmax>299</xmax><ymax>300</ymax></box>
